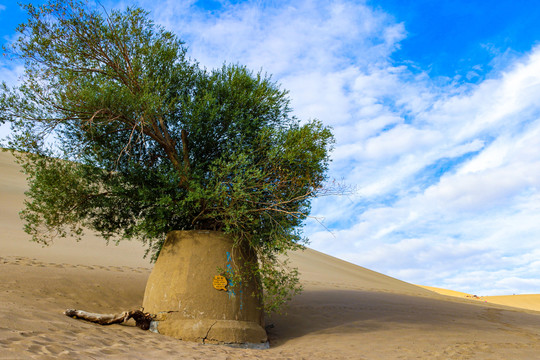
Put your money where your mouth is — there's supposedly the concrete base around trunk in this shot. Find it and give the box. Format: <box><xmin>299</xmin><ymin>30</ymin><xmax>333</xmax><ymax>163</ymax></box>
<box><xmin>142</xmin><ymin>230</ymin><xmax>267</xmax><ymax>345</ymax></box>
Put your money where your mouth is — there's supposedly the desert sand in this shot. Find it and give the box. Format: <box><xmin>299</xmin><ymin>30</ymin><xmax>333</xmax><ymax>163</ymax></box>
<box><xmin>419</xmin><ymin>285</ymin><xmax>540</xmax><ymax>313</ymax></box>
<box><xmin>1</xmin><ymin>150</ymin><xmax>540</xmax><ymax>359</ymax></box>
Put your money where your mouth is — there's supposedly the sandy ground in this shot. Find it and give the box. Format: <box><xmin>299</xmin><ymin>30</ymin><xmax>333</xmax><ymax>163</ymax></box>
<box><xmin>2</xmin><ymin>150</ymin><xmax>540</xmax><ymax>359</ymax></box>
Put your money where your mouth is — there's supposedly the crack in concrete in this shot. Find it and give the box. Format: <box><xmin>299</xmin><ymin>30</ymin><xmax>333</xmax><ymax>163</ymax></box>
<box><xmin>202</xmin><ymin>321</ymin><xmax>218</xmax><ymax>344</ymax></box>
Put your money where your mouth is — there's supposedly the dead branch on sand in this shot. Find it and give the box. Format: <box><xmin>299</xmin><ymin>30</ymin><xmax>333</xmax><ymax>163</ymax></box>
<box><xmin>64</xmin><ymin>309</ymin><xmax>153</xmax><ymax>330</ymax></box>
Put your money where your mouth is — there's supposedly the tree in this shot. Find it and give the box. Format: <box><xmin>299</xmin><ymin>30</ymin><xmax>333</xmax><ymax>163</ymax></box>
<box><xmin>0</xmin><ymin>0</ymin><xmax>334</xmax><ymax>313</ymax></box>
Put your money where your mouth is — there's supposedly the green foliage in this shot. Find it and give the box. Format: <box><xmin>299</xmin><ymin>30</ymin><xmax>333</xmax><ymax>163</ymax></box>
<box><xmin>1</xmin><ymin>0</ymin><xmax>335</xmax><ymax>313</ymax></box>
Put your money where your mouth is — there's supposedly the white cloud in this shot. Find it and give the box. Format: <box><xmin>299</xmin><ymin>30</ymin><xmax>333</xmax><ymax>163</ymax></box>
<box><xmin>0</xmin><ymin>64</ymin><xmax>23</xmax><ymax>86</ymax></box>
<box><xmin>0</xmin><ymin>63</ymin><xmax>24</xmax><ymax>141</ymax></box>
<box><xmin>364</xmin><ymin>125</ymin><xmax>442</xmax><ymax>160</ymax></box>
<box><xmin>306</xmin><ymin>41</ymin><xmax>540</xmax><ymax>294</ymax></box>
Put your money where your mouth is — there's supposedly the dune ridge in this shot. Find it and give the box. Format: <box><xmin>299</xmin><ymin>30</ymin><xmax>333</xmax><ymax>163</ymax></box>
<box><xmin>2</xmin><ymin>150</ymin><xmax>540</xmax><ymax>359</ymax></box>
<box><xmin>418</xmin><ymin>285</ymin><xmax>540</xmax><ymax>313</ymax></box>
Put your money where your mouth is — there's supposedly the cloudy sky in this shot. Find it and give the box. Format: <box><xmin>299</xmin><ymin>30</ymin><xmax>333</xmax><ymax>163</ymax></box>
<box><xmin>1</xmin><ymin>0</ymin><xmax>540</xmax><ymax>296</ymax></box>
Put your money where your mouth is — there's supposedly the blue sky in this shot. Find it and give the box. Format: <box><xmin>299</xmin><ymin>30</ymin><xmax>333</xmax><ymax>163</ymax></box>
<box><xmin>2</xmin><ymin>0</ymin><xmax>540</xmax><ymax>296</ymax></box>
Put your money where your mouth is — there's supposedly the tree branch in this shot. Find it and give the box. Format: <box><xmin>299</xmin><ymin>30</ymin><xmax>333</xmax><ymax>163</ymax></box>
<box><xmin>64</xmin><ymin>309</ymin><xmax>154</xmax><ymax>330</ymax></box>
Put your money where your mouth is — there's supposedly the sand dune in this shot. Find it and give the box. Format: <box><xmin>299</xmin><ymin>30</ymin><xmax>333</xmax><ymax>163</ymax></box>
<box><xmin>483</xmin><ymin>295</ymin><xmax>540</xmax><ymax>312</ymax></box>
<box><xmin>2</xmin><ymin>150</ymin><xmax>540</xmax><ymax>359</ymax></box>
<box><xmin>419</xmin><ymin>285</ymin><xmax>540</xmax><ymax>313</ymax></box>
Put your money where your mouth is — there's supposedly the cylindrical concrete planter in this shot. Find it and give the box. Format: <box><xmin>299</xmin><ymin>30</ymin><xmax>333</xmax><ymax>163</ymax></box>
<box><xmin>142</xmin><ymin>230</ymin><xmax>267</xmax><ymax>345</ymax></box>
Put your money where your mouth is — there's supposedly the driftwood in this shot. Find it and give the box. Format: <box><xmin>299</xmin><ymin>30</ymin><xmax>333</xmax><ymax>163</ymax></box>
<box><xmin>64</xmin><ymin>309</ymin><xmax>153</xmax><ymax>330</ymax></box>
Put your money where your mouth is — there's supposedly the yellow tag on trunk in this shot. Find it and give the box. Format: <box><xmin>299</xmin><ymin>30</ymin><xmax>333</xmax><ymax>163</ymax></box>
<box><xmin>213</xmin><ymin>275</ymin><xmax>228</xmax><ymax>291</ymax></box>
